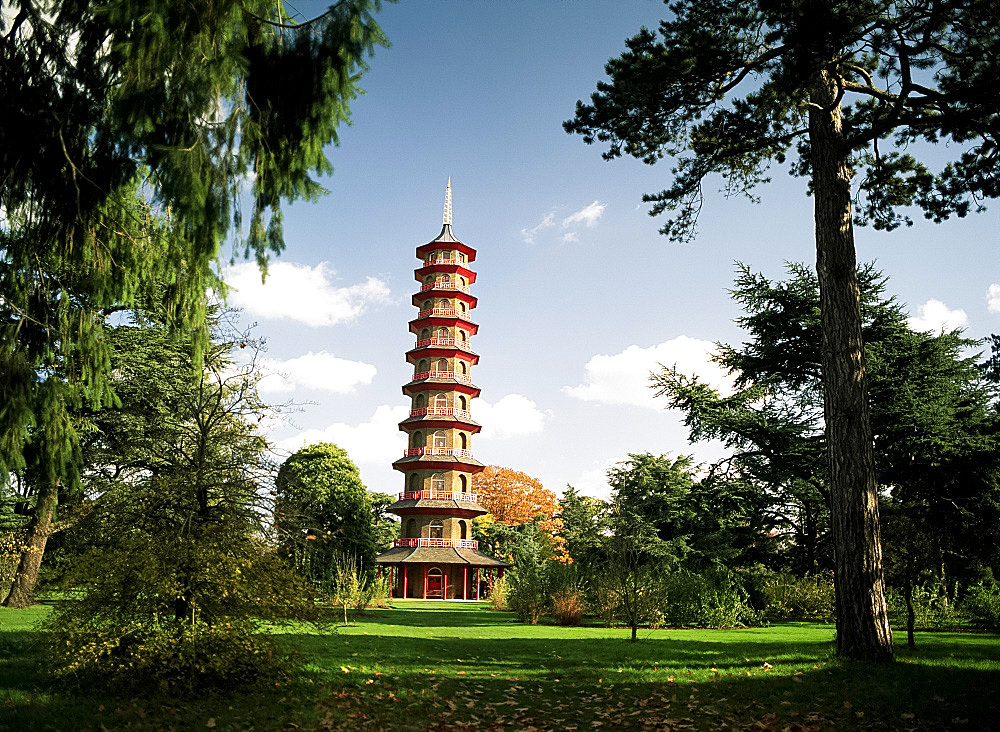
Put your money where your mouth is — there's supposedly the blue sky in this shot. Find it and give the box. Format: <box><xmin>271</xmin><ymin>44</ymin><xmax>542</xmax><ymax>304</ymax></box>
<box><xmin>228</xmin><ymin>1</ymin><xmax>1000</xmax><ymax>500</ymax></box>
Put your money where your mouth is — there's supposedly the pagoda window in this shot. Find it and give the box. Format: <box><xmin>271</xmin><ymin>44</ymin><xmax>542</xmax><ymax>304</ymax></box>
<box><xmin>459</xmin><ymin>521</ymin><xmax>468</xmax><ymax>540</ymax></box>
<box><xmin>459</xmin><ymin>253</ymin><xmax>467</xmax><ymax>263</ymax></box>
<box><xmin>457</xmin><ymin>361</ymin><xmax>467</xmax><ymax>374</ymax></box>
<box><xmin>459</xmin><ymin>277</ymin><xmax>467</xmax><ymax>286</ymax></box>
<box><xmin>434</xmin><ymin>393</ymin><xmax>448</xmax><ymax>409</ymax></box>
<box><xmin>423</xmin><ymin>275</ymin><xmax>434</xmax><ymax>285</ymax></box>
<box><xmin>436</xmin><ymin>326</ymin><xmax>449</xmax><ymax>339</ymax></box>
<box><xmin>420</xmin><ymin>328</ymin><xmax>430</xmax><ymax>339</ymax></box>
<box><xmin>409</xmin><ymin>474</ymin><xmax>420</xmax><ymax>491</ymax></box>
<box><xmin>406</xmin><ymin>518</ymin><xmax>416</xmax><ymax>538</ymax></box>
<box><xmin>423</xmin><ymin>300</ymin><xmax>432</xmax><ymax>310</ymax></box>
<box><xmin>415</xmin><ymin>393</ymin><xmax>427</xmax><ymax>408</ymax></box>
<box><xmin>436</xmin><ymin>358</ymin><xmax>449</xmax><ymax>372</ymax></box>
<box><xmin>458</xmin><ymin>330</ymin><xmax>466</xmax><ymax>341</ymax></box>
<box><xmin>429</xmin><ymin>521</ymin><xmax>443</xmax><ymax>539</ymax></box>
<box><xmin>441</xmin><ymin>274</ymin><xmax>451</xmax><ymax>283</ymax></box>
<box><xmin>418</xmin><ymin>359</ymin><xmax>429</xmax><ymax>372</ymax></box>
<box><xmin>431</xmin><ymin>473</ymin><xmax>445</xmax><ymax>491</ymax></box>
<box><xmin>459</xmin><ymin>302</ymin><xmax>467</xmax><ymax>313</ymax></box>
<box><xmin>459</xmin><ymin>395</ymin><xmax>467</xmax><ymax>410</ymax></box>
<box><xmin>433</xmin><ymin>430</ymin><xmax>447</xmax><ymax>448</ymax></box>
<box><xmin>459</xmin><ymin>475</ymin><xmax>468</xmax><ymax>492</ymax></box>
<box><xmin>411</xmin><ymin>431</ymin><xmax>423</xmax><ymax>448</ymax></box>
<box><xmin>459</xmin><ymin>433</ymin><xmax>468</xmax><ymax>449</ymax></box>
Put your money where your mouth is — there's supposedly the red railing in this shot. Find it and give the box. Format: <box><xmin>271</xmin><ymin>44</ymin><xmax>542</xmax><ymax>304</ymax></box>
<box><xmin>398</xmin><ymin>490</ymin><xmax>480</xmax><ymax>503</ymax></box>
<box><xmin>416</xmin><ymin>307</ymin><xmax>474</xmax><ymax>321</ymax></box>
<box><xmin>393</xmin><ymin>538</ymin><xmax>479</xmax><ymax>549</ymax></box>
<box><xmin>420</xmin><ymin>281</ymin><xmax>470</xmax><ymax>294</ymax></box>
<box><xmin>422</xmin><ymin>258</ymin><xmax>467</xmax><ymax>267</ymax></box>
<box><xmin>414</xmin><ymin>337</ymin><xmax>474</xmax><ymax>352</ymax></box>
<box><xmin>409</xmin><ymin>407</ymin><xmax>473</xmax><ymax>419</ymax></box>
<box><xmin>411</xmin><ymin>370</ymin><xmax>473</xmax><ymax>383</ymax></box>
<box><xmin>403</xmin><ymin>447</ymin><xmax>474</xmax><ymax>458</ymax></box>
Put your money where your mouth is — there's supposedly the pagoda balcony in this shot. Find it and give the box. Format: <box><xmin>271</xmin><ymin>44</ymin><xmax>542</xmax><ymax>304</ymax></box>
<box><xmin>414</xmin><ymin>337</ymin><xmax>475</xmax><ymax>352</ymax></box>
<box><xmin>412</xmin><ymin>370</ymin><xmax>473</xmax><ymax>383</ymax></box>
<box><xmin>409</xmin><ymin>407</ymin><xmax>473</xmax><ymax>419</ymax></box>
<box><xmin>404</xmin><ymin>447</ymin><xmax>475</xmax><ymax>458</ymax></box>
<box><xmin>393</xmin><ymin>537</ymin><xmax>479</xmax><ymax>549</ymax></box>
<box><xmin>398</xmin><ymin>490</ymin><xmax>480</xmax><ymax>503</ymax></box>
<box><xmin>422</xmin><ymin>257</ymin><xmax>466</xmax><ymax>267</ymax></box>
<box><xmin>421</xmin><ymin>281</ymin><xmax>470</xmax><ymax>294</ymax></box>
<box><xmin>416</xmin><ymin>307</ymin><xmax>474</xmax><ymax>321</ymax></box>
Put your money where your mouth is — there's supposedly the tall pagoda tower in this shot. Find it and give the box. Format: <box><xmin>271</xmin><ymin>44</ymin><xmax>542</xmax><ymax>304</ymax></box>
<box><xmin>375</xmin><ymin>181</ymin><xmax>507</xmax><ymax>599</ymax></box>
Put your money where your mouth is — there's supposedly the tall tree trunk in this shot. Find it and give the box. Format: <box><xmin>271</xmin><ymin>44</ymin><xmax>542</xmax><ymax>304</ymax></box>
<box><xmin>2</xmin><ymin>480</ymin><xmax>58</xmax><ymax>608</ymax></box>
<box><xmin>809</xmin><ymin>71</ymin><xmax>893</xmax><ymax>662</ymax></box>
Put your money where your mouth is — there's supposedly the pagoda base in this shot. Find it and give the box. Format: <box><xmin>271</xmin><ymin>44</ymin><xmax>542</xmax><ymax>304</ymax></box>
<box><xmin>375</xmin><ymin>545</ymin><xmax>509</xmax><ymax>600</ymax></box>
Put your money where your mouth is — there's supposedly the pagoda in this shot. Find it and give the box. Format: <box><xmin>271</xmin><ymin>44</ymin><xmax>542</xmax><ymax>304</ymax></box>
<box><xmin>375</xmin><ymin>181</ymin><xmax>507</xmax><ymax>599</ymax></box>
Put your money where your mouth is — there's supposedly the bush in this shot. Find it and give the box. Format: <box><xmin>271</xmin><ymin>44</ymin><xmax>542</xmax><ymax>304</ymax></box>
<box><xmin>886</xmin><ymin>584</ymin><xmax>959</xmax><ymax>629</ymax></box>
<box><xmin>0</xmin><ymin>531</ymin><xmax>24</xmax><ymax>592</ymax></box>
<box><xmin>659</xmin><ymin>570</ymin><xmax>764</xmax><ymax>628</ymax></box>
<box><xmin>507</xmin><ymin>561</ymin><xmax>550</xmax><ymax>624</ymax></box>
<box><xmin>961</xmin><ymin>582</ymin><xmax>1000</xmax><ymax>629</ymax></box>
<box><xmin>551</xmin><ymin>588</ymin><xmax>586</xmax><ymax>625</ymax></box>
<box><xmin>488</xmin><ymin>573</ymin><xmax>509</xmax><ymax>611</ymax></box>
<box><xmin>760</xmin><ymin>571</ymin><xmax>835</xmax><ymax>622</ymax></box>
<box><xmin>47</xmin><ymin>616</ymin><xmax>294</xmax><ymax>695</ymax></box>
<box><xmin>588</xmin><ymin>574</ymin><xmax>622</xmax><ymax>627</ymax></box>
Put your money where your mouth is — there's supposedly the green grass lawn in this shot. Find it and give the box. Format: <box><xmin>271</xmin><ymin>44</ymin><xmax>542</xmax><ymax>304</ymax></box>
<box><xmin>2</xmin><ymin>601</ymin><xmax>998</xmax><ymax>730</ymax></box>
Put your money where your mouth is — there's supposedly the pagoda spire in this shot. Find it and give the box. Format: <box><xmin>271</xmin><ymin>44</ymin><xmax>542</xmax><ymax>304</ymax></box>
<box><xmin>442</xmin><ymin>178</ymin><xmax>453</xmax><ymax>226</ymax></box>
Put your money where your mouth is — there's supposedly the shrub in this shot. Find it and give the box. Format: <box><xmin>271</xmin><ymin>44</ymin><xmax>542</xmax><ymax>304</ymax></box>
<box><xmin>886</xmin><ymin>584</ymin><xmax>958</xmax><ymax>629</ymax></box>
<box><xmin>507</xmin><ymin>565</ymin><xmax>549</xmax><ymax>624</ymax></box>
<box><xmin>760</xmin><ymin>571</ymin><xmax>835</xmax><ymax>622</ymax></box>
<box><xmin>961</xmin><ymin>582</ymin><xmax>1000</xmax><ymax>629</ymax></box>
<box><xmin>551</xmin><ymin>588</ymin><xmax>586</xmax><ymax>625</ymax></box>
<box><xmin>488</xmin><ymin>573</ymin><xmax>509</xmax><ymax>611</ymax></box>
<box><xmin>47</xmin><ymin>616</ymin><xmax>294</xmax><ymax>695</ymax></box>
<box><xmin>660</xmin><ymin>570</ymin><xmax>764</xmax><ymax>628</ymax></box>
<box><xmin>0</xmin><ymin>531</ymin><xmax>24</xmax><ymax>591</ymax></box>
<box><xmin>588</xmin><ymin>574</ymin><xmax>621</xmax><ymax>627</ymax></box>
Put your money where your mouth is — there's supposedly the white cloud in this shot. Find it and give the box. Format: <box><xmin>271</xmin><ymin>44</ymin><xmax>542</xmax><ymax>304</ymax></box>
<box><xmin>520</xmin><ymin>211</ymin><xmax>556</xmax><ymax>243</ymax></box>
<box><xmin>907</xmin><ymin>299</ymin><xmax>969</xmax><ymax>333</ymax></box>
<box><xmin>562</xmin><ymin>200</ymin><xmax>605</xmax><ymax>228</ymax></box>
<box><xmin>567</xmin><ymin>456</ymin><xmax>625</xmax><ymax>501</ymax></box>
<box><xmin>224</xmin><ymin>261</ymin><xmax>390</xmax><ymax>327</ymax></box>
<box><xmin>561</xmin><ymin>232</ymin><xmax>579</xmax><ymax>244</ymax></box>
<box><xmin>274</xmin><ymin>405</ymin><xmax>408</xmax><ymax>467</ymax></box>
<box><xmin>564</xmin><ymin>336</ymin><xmax>737</xmax><ymax>409</ymax></box>
<box><xmin>476</xmin><ymin>394</ymin><xmax>551</xmax><ymax>440</ymax></box>
<box><xmin>258</xmin><ymin>351</ymin><xmax>376</xmax><ymax>395</ymax></box>
<box><xmin>988</xmin><ymin>284</ymin><xmax>1000</xmax><ymax>314</ymax></box>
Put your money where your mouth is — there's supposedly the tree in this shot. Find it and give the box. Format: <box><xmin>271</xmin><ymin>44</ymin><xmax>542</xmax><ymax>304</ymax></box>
<box><xmin>654</xmin><ymin>262</ymin><xmax>1000</xmax><ymax>642</ymax></box>
<box><xmin>603</xmin><ymin>454</ymin><xmax>694</xmax><ymax>641</ymax></box>
<box><xmin>472</xmin><ymin>466</ymin><xmax>568</xmax><ymax>562</ymax></box>
<box><xmin>44</xmin><ymin>318</ymin><xmax>319</xmax><ymax>692</ymax></box>
<box><xmin>566</xmin><ymin>0</ymin><xmax>999</xmax><ymax>662</ymax></box>
<box><xmin>556</xmin><ymin>486</ymin><xmax>605</xmax><ymax>571</ymax></box>
<box><xmin>275</xmin><ymin>443</ymin><xmax>389</xmax><ymax>586</ymax></box>
<box><xmin>1</xmin><ymin>1</ymin><xmax>387</xmax><ymax>606</ymax></box>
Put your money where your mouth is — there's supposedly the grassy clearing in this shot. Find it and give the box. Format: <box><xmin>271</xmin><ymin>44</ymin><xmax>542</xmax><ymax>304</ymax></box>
<box><xmin>2</xmin><ymin>601</ymin><xmax>998</xmax><ymax>730</ymax></box>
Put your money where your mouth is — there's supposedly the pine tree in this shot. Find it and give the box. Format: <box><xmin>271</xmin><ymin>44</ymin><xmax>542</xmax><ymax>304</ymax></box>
<box><xmin>1</xmin><ymin>1</ymin><xmax>387</xmax><ymax>606</ymax></box>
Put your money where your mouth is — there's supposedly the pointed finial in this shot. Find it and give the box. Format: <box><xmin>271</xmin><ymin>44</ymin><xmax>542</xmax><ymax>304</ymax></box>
<box><xmin>442</xmin><ymin>178</ymin><xmax>453</xmax><ymax>226</ymax></box>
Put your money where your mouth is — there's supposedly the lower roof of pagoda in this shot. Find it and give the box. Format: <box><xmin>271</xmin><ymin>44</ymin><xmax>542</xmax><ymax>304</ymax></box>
<box><xmin>398</xmin><ymin>415</ymin><xmax>482</xmax><ymax>433</ymax></box>
<box><xmin>388</xmin><ymin>497</ymin><xmax>487</xmax><ymax>515</ymax></box>
<box><xmin>375</xmin><ymin>545</ymin><xmax>508</xmax><ymax>567</ymax></box>
<box><xmin>392</xmin><ymin>454</ymin><xmax>485</xmax><ymax>472</ymax></box>
<box><xmin>403</xmin><ymin>380</ymin><xmax>481</xmax><ymax>399</ymax></box>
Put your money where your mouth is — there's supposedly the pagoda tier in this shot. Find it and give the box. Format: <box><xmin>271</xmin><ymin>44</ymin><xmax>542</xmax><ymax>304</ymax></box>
<box><xmin>375</xmin><ymin>180</ymin><xmax>508</xmax><ymax>600</ymax></box>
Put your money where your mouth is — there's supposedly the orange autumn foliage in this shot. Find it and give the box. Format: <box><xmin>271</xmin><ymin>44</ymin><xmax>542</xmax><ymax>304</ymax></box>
<box><xmin>472</xmin><ymin>466</ymin><xmax>570</xmax><ymax>563</ymax></box>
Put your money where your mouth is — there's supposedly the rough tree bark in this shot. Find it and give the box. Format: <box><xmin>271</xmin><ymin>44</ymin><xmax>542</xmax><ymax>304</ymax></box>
<box><xmin>809</xmin><ymin>71</ymin><xmax>893</xmax><ymax>662</ymax></box>
<box><xmin>2</xmin><ymin>480</ymin><xmax>58</xmax><ymax>608</ymax></box>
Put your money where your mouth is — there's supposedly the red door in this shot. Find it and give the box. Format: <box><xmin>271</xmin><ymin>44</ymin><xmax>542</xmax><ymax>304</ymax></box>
<box><xmin>427</xmin><ymin>573</ymin><xmax>443</xmax><ymax>598</ymax></box>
